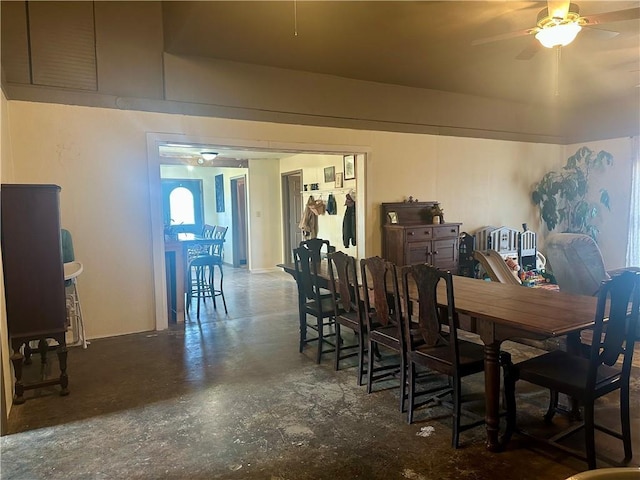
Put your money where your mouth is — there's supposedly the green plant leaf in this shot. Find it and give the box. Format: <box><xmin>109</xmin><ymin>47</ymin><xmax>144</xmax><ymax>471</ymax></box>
<box><xmin>562</xmin><ymin>178</ymin><xmax>578</xmax><ymax>200</ymax></box>
<box><xmin>600</xmin><ymin>189</ymin><xmax>610</xmax><ymax>210</ymax></box>
<box><xmin>531</xmin><ymin>146</ymin><xmax>612</xmax><ymax>243</ymax></box>
<box><xmin>542</xmin><ymin>198</ymin><xmax>558</xmax><ymax>231</ymax></box>
<box><xmin>532</xmin><ymin>190</ymin><xmax>540</xmax><ymax>205</ymax></box>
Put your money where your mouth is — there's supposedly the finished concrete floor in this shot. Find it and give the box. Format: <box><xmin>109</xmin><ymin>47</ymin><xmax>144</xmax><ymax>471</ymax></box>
<box><xmin>1</xmin><ymin>267</ymin><xmax>639</xmax><ymax>479</ymax></box>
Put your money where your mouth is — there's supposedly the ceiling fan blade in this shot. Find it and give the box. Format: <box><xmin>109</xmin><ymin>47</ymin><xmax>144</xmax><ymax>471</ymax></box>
<box><xmin>547</xmin><ymin>0</ymin><xmax>570</xmax><ymax>19</ymax></box>
<box><xmin>581</xmin><ymin>7</ymin><xmax>640</xmax><ymax>25</ymax></box>
<box><xmin>515</xmin><ymin>41</ymin><xmax>542</xmax><ymax>60</ymax></box>
<box><xmin>582</xmin><ymin>25</ymin><xmax>620</xmax><ymax>40</ymax></box>
<box><xmin>471</xmin><ymin>28</ymin><xmax>536</xmax><ymax>46</ymax></box>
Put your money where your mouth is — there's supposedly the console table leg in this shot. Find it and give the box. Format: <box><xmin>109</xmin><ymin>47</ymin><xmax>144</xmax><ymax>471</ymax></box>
<box><xmin>10</xmin><ymin>348</ymin><xmax>25</xmax><ymax>405</ymax></box>
<box><xmin>23</xmin><ymin>342</ymin><xmax>32</xmax><ymax>366</ymax></box>
<box><xmin>38</xmin><ymin>338</ymin><xmax>48</xmax><ymax>365</ymax></box>
<box><xmin>57</xmin><ymin>345</ymin><xmax>69</xmax><ymax>396</ymax></box>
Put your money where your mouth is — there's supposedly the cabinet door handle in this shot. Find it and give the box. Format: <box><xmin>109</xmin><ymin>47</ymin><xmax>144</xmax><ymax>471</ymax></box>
<box><xmin>408</xmin><ymin>231</ymin><xmax>415</xmax><ymax>236</ymax></box>
<box><xmin>450</xmin><ymin>229</ymin><xmax>456</xmax><ymax>233</ymax></box>
<box><xmin>433</xmin><ymin>251</ymin><xmax>439</xmax><ymax>255</ymax></box>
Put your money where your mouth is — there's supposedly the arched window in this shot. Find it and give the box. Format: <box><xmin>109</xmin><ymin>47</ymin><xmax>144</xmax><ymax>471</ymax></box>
<box><xmin>169</xmin><ymin>187</ymin><xmax>195</xmax><ymax>225</ymax></box>
<box><xmin>161</xmin><ymin>179</ymin><xmax>204</xmax><ymax>234</ymax></box>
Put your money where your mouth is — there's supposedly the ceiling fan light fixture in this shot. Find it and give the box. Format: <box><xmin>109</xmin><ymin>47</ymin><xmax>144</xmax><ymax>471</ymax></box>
<box><xmin>535</xmin><ymin>22</ymin><xmax>582</xmax><ymax>48</ymax></box>
<box><xmin>200</xmin><ymin>151</ymin><xmax>218</xmax><ymax>161</ymax></box>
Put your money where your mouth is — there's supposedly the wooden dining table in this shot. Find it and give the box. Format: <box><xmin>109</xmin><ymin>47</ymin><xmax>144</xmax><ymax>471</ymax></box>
<box><xmin>165</xmin><ymin>233</ymin><xmax>223</xmax><ymax>322</ymax></box>
<box><xmin>278</xmin><ymin>260</ymin><xmax>598</xmax><ymax>452</ymax></box>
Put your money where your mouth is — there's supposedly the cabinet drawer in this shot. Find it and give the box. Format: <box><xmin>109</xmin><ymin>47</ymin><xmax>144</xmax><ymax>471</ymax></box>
<box><xmin>405</xmin><ymin>227</ymin><xmax>432</xmax><ymax>243</ymax></box>
<box><xmin>433</xmin><ymin>225</ymin><xmax>459</xmax><ymax>239</ymax></box>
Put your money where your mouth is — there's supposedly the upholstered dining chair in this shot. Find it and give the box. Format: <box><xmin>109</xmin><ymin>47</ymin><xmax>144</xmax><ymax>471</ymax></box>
<box><xmin>360</xmin><ymin>256</ymin><xmax>407</xmax><ymax>411</ymax></box>
<box><xmin>293</xmin><ymin>246</ymin><xmax>338</xmax><ymax>363</ymax></box>
<box><xmin>545</xmin><ymin>233</ymin><xmax>610</xmax><ymax>297</ymax></box>
<box><xmin>502</xmin><ymin>270</ymin><xmax>640</xmax><ymax>470</ymax></box>
<box><xmin>400</xmin><ymin>263</ymin><xmax>487</xmax><ymax>448</ymax></box>
<box><xmin>327</xmin><ymin>251</ymin><xmax>366</xmax><ymax>385</ymax></box>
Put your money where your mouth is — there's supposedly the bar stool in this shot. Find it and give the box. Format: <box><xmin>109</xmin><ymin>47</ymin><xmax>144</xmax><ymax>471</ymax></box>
<box><xmin>64</xmin><ymin>261</ymin><xmax>88</xmax><ymax>348</ymax></box>
<box><xmin>186</xmin><ymin>253</ymin><xmax>228</xmax><ymax>319</ymax></box>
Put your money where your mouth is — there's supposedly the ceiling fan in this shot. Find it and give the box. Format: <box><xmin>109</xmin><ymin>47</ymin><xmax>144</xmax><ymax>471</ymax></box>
<box><xmin>472</xmin><ymin>1</ymin><xmax>640</xmax><ymax>60</ymax></box>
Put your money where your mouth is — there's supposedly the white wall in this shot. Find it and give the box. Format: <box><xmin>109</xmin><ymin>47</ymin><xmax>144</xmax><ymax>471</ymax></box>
<box><xmin>246</xmin><ymin>158</ymin><xmax>283</xmax><ymax>272</ymax></box>
<box><xmin>3</xmin><ymin>100</ymin><xmax>633</xmax><ymax>343</ymax></box>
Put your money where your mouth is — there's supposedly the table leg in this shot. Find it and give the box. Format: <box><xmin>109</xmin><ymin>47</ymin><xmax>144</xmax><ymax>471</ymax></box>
<box><xmin>477</xmin><ymin>317</ymin><xmax>507</xmax><ymax>452</ymax></box>
<box><xmin>483</xmin><ymin>340</ymin><xmax>503</xmax><ymax>452</ymax></box>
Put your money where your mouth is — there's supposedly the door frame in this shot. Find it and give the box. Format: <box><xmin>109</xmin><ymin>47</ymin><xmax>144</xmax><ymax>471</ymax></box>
<box><xmin>281</xmin><ymin>169</ymin><xmax>303</xmax><ymax>263</ymax></box>
<box><xmin>147</xmin><ymin>132</ymin><xmax>368</xmax><ymax>331</ymax></box>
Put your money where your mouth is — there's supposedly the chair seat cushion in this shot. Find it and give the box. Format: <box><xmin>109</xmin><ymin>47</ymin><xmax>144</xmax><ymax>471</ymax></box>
<box><xmin>515</xmin><ymin>350</ymin><xmax>622</xmax><ymax>399</ymax></box>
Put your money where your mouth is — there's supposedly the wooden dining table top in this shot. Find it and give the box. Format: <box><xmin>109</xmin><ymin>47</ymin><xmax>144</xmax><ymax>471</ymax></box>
<box><xmin>277</xmin><ymin>260</ymin><xmax>598</xmax><ymax>340</ymax></box>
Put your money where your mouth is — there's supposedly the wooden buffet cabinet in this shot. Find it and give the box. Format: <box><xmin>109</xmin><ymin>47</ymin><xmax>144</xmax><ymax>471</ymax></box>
<box><xmin>381</xmin><ymin>201</ymin><xmax>461</xmax><ymax>270</ymax></box>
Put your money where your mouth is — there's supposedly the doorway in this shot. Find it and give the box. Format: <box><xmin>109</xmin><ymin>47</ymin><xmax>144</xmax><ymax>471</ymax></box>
<box><xmin>231</xmin><ymin>175</ymin><xmax>248</xmax><ymax>268</ymax></box>
<box><xmin>281</xmin><ymin>170</ymin><xmax>303</xmax><ymax>263</ymax></box>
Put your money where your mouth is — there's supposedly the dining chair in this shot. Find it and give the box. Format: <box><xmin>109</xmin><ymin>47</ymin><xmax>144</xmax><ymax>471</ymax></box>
<box><xmin>502</xmin><ymin>270</ymin><xmax>640</xmax><ymax>469</ymax></box>
<box><xmin>360</xmin><ymin>256</ymin><xmax>407</xmax><ymax>411</ymax></box>
<box><xmin>400</xmin><ymin>263</ymin><xmax>486</xmax><ymax>448</ymax></box>
<box><xmin>293</xmin><ymin>246</ymin><xmax>338</xmax><ymax>363</ymax></box>
<box><xmin>327</xmin><ymin>251</ymin><xmax>366</xmax><ymax>385</ymax></box>
<box><xmin>299</xmin><ymin>238</ymin><xmax>336</xmax><ymax>262</ymax></box>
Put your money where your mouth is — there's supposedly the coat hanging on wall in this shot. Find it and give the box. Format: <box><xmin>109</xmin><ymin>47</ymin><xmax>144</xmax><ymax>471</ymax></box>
<box><xmin>299</xmin><ymin>195</ymin><xmax>319</xmax><ymax>239</ymax></box>
<box><xmin>342</xmin><ymin>193</ymin><xmax>356</xmax><ymax>247</ymax></box>
<box><xmin>326</xmin><ymin>194</ymin><xmax>337</xmax><ymax>215</ymax></box>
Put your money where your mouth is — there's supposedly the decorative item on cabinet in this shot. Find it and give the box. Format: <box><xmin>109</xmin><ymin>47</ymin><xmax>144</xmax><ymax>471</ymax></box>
<box><xmin>381</xmin><ymin>201</ymin><xmax>461</xmax><ymax>271</ymax></box>
<box><xmin>1</xmin><ymin>184</ymin><xmax>70</xmax><ymax>404</ymax></box>
<box><xmin>458</xmin><ymin>232</ymin><xmax>476</xmax><ymax>278</ymax></box>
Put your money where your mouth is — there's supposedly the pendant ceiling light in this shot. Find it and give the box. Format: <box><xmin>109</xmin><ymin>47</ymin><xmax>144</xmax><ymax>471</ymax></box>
<box><xmin>535</xmin><ymin>21</ymin><xmax>582</xmax><ymax>48</ymax></box>
<box><xmin>201</xmin><ymin>152</ymin><xmax>218</xmax><ymax>161</ymax></box>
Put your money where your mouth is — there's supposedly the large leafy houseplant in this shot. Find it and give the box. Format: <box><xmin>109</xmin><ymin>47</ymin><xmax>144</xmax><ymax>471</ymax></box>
<box><xmin>531</xmin><ymin>146</ymin><xmax>613</xmax><ymax>242</ymax></box>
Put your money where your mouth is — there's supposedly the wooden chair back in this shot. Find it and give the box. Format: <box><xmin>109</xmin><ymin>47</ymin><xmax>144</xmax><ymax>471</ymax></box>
<box><xmin>299</xmin><ymin>238</ymin><xmax>335</xmax><ymax>263</ymax></box>
<box><xmin>402</xmin><ymin>263</ymin><xmax>458</xmax><ymax>352</ymax></box>
<box><xmin>327</xmin><ymin>251</ymin><xmax>361</xmax><ymax>316</ymax></box>
<box><xmin>588</xmin><ymin>270</ymin><xmax>640</xmax><ymax>387</ymax></box>
<box><xmin>293</xmin><ymin>246</ymin><xmax>323</xmax><ymax>304</ymax></box>
<box><xmin>360</xmin><ymin>256</ymin><xmax>401</xmax><ymax>330</ymax></box>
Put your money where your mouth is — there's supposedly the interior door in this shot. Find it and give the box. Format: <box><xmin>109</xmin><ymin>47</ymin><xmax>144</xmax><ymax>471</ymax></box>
<box><xmin>231</xmin><ymin>176</ymin><xmax>248</xmax><ymax>267</ymax></box>
<box><xmin>282</xmin><ymin>171</ymin><xmax>303</xmax><ymax>263</ymax></box>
